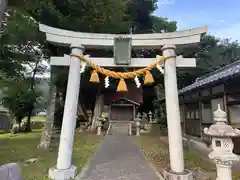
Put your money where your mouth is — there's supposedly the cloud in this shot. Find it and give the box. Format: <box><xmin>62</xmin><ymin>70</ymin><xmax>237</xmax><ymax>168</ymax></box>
<box><xmin>218</xmin><ymin>20</ymin><xmax>225</xmax><ymax>23</ymax></box>
<box><xmin>154</xmin><ymin>0</ymin><xmax>240</xmax><ymax>41</ymax></box>
<box><xmin>157</xmin><ymin>0</ymin><xmax>175</xmax><ymax>5</ymax></box>
<box><xmin>173</xmin><ymin>18</ymin><xmax>240</xmax><ymax>41</ymax></box>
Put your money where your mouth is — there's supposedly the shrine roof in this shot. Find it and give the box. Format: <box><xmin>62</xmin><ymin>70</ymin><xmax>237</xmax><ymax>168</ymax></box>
<box><xmin>179</xmin><ymin>60</ymin><xmax>240</xmax><ymax>94</ymax></box>
<box><xmin>112</xmin><ymin>97</ymin><xmax>140</xmax><ymax>106</ymax></box>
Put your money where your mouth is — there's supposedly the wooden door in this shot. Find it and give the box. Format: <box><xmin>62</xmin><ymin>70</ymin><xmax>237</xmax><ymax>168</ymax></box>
<box><xmin>185</xmin><ymin>103</ymin><xmax>201</xmax><ymax>137</ymax></box>
<box><xmin>110</xmin><ymin>105</ymin><xmax>133</xmax><ymax>121</ymax></box>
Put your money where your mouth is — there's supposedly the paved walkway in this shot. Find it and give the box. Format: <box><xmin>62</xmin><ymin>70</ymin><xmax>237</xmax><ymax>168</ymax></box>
<box><xmin>76</xmin><ymin>135</ymin><xmax>163</xmax><ymax>180</ymax></box>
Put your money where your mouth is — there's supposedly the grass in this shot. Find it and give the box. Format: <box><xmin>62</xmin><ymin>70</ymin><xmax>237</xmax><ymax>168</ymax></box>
<box><xmin>23</xmin><ymin>116</ymin><xmax>47</xmax><ymax>122</ymax></box>
<box><xmin>0</xmin><ymin>116</ymin><xmax>47</xmax><ymax>134</ymax></box>
<box><xmin>135</xmin><ymin>124</ymin><xmax>240</xmax><ymax>180</ymax></box>
<box><xmin>0</xmin><ymin>120</ymin><xmax>102</xmax><ymax>180</ymax></box>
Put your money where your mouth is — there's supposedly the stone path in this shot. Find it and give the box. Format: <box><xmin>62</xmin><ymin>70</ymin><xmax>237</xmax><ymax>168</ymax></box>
<box><xmin>76</xmin><ymin>135</ymin><xmax>163</xmax><ymax>180</ymax></box>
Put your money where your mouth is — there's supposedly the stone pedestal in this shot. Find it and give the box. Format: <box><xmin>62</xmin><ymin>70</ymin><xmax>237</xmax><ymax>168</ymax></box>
<box><xmin>148</xmin><ymin>123</ymin><xmax>152</xmax><ymax>131</ymax></box>
<box><xmin>216</xmin><ymin>164</ymin><xmax>232</xmax><ymax>180</ymax></box>
<box><xmin>49</xmin><ymin>165</ymin><xmax>77</xmax><ymax>180</ymax></box>
<box><xmin>135</xmin><ymin>113</ymin><xmax>141</xmax><ymax>136</ymax></box>
<box><xmin>129</xmin><ymin>123</ymin><xmax>132</xmax><ymax>136</ymax></box>
<box><xmin>148</xmin><ymin>111</ymin><xmax>153</xmax><ymax>132</ymax></box>
<box><xmin>136</xmin><ymin>121</ymin><xmax>140</xmax><ymax>136</ymax></box>
<box><xmin>163</xmin><ymin>169</ymin><xmax>193</xmax><ymax>180</ymax></box>
<box><xmin>96</xmin><ymin>115</ymin><xmax>104</xmax><ymax>136</ymax></box>
<box><xmin>148</xmin><ymin>111</ymin><xmax>153</xmax><ymax>123</ymax></box>
<box><xmin>96</xmin><ymin>122</ymin><xmax>102</xmax><ymax>136</ymax></box>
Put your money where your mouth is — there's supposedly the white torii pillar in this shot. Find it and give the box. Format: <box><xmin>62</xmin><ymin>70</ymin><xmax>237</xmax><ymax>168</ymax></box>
<box><xmin>48</xmin><ymin>44</ymin><xmax>84</xmax><ymax>180</ymax></box>
<box><xmin>162</xmin><ymin>44</ymin><xmax>192</xmax><ymax>179</ymax></box>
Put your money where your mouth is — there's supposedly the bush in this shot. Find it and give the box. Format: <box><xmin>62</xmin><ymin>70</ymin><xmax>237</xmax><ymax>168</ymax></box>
<box><xmin>31</xmin><ymin>121</ymin><xmax>44</xmax><ymax>129</ymax></box>
<box><xmin>11</xmin><ymin>123</ymin><xmax>20</xmax><ymax>134</ymax></box>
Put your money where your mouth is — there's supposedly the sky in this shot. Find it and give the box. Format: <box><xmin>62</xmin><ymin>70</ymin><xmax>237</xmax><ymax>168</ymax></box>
<box><xmin>155</xmin><ymin>0</ymin><xmax>240</xmax><ymax>41</ymax></box>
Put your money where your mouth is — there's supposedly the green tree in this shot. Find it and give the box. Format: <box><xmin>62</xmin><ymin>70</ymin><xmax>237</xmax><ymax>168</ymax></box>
<box><xmin>177</xmin><ymin>35</ymin><xmax>240</xmax><ymax>88</ymax></box>
<box><xmin>127</xmin><ymin>0</ymin><xmax>157</xmax><ymax>33</ymax></box>
<box><xmin>0</xmin><ymin>7</ymin><xmax>42</xmax><ymax>78</ymax></box>
<box><xmin>152</xmin><ymin>16</ymin><xmax>177</xmax><ymax>33</ymax></box>
<box><xmin>0</xmin><ymin>7</ymin><xmax>46</xmax><ymax>131</ymax></box>
<box><xmin>0</xmin><ymin>79</ymin><xmax>40</xmax><ymax>126</ymax></box>
<box><xmin>14</xmin><ymin>0</ymin><xmax>130</xmax><ymax>33</ymax></box>
<box><xmin>126</xmin><ymin>0</ymin><xmax>177</xmax><ymax>33</ymax></box>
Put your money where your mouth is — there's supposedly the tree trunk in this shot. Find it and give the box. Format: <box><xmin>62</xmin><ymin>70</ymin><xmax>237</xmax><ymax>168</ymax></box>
<box><xmin>154</xmin><ymin>85</ymin><xmax>165</xmax><ymax>121</ymax></box>
<box><xmin>16</xmin><ymin>116</ymin><xmax>22</xmax><ymax>125</ymax></box>
<box><xmin>26</xmin><ymin>57</ymin><xmax>40</xmax><ymax>132</ymax></box>
<box><xmin>90</xmin><ymin>94</ymin><xmax>104</xmax><ymax>132</ymax></box>
<box><xmin>26</xmin><ymin>110</ymin><xmax>32</xmax><ymax>132</ymax></box>
<box><xmin>0</xmin><ymin>0</ymin><xmax>7</xmax><ymax>32</ymax></box>
<box><xmin>86</xmin><ymin>111</ymin><xmax>94</xmax><ymax>131</ymax></box>
<box><xmin>53</xmin><ymin>86</ymin><xmax>64</xmax><ymax>130</ymax></box>
<box><xmin>39</xmin><ymin>74</ymin><xmax>56</xmax><ymax>150</ymax></box>
<box><xmin>154</xmin><ymin>84</ymin><xmax>165</xmax><ymax>100</ymax></box>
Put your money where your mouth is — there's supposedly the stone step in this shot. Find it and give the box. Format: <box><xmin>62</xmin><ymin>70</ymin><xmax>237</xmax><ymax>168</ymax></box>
<box><xmin>108</xmin><ymin>122</ymin><xmax>130</xmax><ymax>135</ymax></box>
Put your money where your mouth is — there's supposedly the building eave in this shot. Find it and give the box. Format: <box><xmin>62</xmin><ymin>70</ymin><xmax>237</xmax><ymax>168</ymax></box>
<box><xmin>179</xmin><ymin>60</ymin><xmax>240</xmax><ymax>94</ymax></box>
<box><xmin>112</xmin><ymin>97</ymin><xmax>140</xmax><ymax>106</ymax></box>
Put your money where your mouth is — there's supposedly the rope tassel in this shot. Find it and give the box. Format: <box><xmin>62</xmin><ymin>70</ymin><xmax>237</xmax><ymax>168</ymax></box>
<box><xmin>90</xmin><ymin>70</ymin><xmax>100</xmax><ymax>83</ymax></box>
<box><xmin>117</xmin><ymin>78</ymin><xmax>128</xmax><ymax>92</ymax></box>
<box><xmin>144</xmin><ymin>71</ymin><xmax>154</xmax><ymax>84</ymax></box>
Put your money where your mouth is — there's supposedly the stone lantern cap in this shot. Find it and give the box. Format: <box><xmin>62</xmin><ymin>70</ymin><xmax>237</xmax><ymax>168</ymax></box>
<box><xmin>204</xmin><ymin>104</ymin><xmax>240</xmax><ymax>137</ymax></box>
<box><xmin>135</xmin><ymin>113</ymin><xmax>141</xmax><ymax>122</ymax></box>
<box><xmin>87</xmin><ymin>110</ymin><xmax>92</xmax><ymax>116</ymax></box>
<box><xmin>209</xmin><ymin>151</ymin><xmax>240</xmax><ymax>165</ymax></box>
<box><xmin>96</xmin><ymin>115</ymin><xmax>105</xmax><ymax>126</ymax></box>
<box><xmin>213</xmin><ymin>104</ymin><xmax>227</xmax><ymax>122</ymax></box>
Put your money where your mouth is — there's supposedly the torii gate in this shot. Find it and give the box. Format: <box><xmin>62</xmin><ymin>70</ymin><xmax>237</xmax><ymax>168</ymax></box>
<box><xmin>39</xmin><ymin>24</ymin><xmax>207</xmax><ymax>180</ymax></box>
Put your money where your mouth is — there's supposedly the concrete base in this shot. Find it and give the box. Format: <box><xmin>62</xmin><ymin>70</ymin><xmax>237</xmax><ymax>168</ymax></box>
<box><xmin>163</xmin><ymin>169</ymin><xmax>193</xmax><ymax>180</ymax></box>
<box><xmin>48</xmin><ymin>165</ymin><xmax>77</xmax><ymax>180</ymax></box>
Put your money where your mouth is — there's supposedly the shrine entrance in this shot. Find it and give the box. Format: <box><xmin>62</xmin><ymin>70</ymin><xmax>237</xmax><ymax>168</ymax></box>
<box><xmin>110</xmin><ymin>98</ymin><xmax>139</xmax><ymax>122</ymax></box>
<box><xmin>39</xmin><ymin>24</ymin><xmax>207</xmax><ymax>180</ymax></box>
<box><xmin>110</xmin><ymin>105</ymin><xmax>133</xmax><ymax>122</ymax></box>
<box><xmin>108</xmin><ymin>97</ymin><xmax>139</xmax><ymax>135</ymax></box>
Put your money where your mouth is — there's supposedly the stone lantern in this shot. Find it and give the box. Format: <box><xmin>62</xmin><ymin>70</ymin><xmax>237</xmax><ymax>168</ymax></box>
<box><xmin>148</xmin><ymin>111</ymin><xmax>153</xmax><ymax>124</ymax></box>
<box><xmin>147</xmin><ymin>111</ymin><xmax>153</xmax><ymax>132</ymax></box>
<box><xmin>204</xmin><ymin>104</ymin><xmax>240</xmax><ymax>180</ymax></box>
<box><xmin>87</xmin><ymin>111</ymin><xmax>93</xmax><ymax>131</ymax></box>
<box><xmin>96</xmin><ymin>114</ymin><xmax>104</xmax><ymax>136</ymax></box>
<box><xmin>128</xmin><ymin>121</ymin><xmax>132</xmax><ymax>136</ymax></box>
<box><xmin>135</xmin><ymin>113</ymin><xmax>141</xmax><ymax>136</ymax></box>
